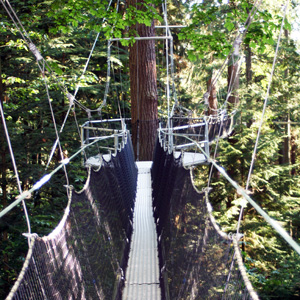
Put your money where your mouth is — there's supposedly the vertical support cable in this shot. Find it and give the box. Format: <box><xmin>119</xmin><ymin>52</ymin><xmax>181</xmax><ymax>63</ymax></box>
<box><xmin>162</xmin><ymin>0</ymin><xmax>172</xmax><ymax>152</ymax></box>
<box><xmin>236</xmin><ymin>0</ymin><xmax>289</xmax><ymax>234</ymax></box>
<box><xmin>0</xmin><ymin>100</ymin><xmax>31</xmax><ymax>243</ymax></box>
<box><xmin>136</xmin><ymin>40</ymin><xmax>140</xmax><ymax>161</ymax></box>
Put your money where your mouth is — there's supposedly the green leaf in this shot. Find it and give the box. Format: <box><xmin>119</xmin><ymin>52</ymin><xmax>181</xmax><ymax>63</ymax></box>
<box><xmin>249</xmin><ymin>41</ymin><xmax>256</xmax><ymax>49</ymax></box>
<box><xmin>224</xmin><ymin>21</ymin><xmax>235</xmax><ymax>32</ymax></box>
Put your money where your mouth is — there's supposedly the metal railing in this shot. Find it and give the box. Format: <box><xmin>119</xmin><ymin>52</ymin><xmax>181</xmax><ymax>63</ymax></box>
<box><xmin>80</xmin><ymin>118</ymin><xmax>130</xmax><ymax>160</ymax></box>
<box><xmin>158</xmin><ymin>118</ymin><xmax>210</xmax><ymax>160</ymax></box>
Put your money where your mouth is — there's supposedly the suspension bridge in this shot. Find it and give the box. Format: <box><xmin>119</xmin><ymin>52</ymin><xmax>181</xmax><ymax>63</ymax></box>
<box><xmin>1</xmin><ymin>0</ymin><xmax>299</xmax><ymax>299</ymax></box>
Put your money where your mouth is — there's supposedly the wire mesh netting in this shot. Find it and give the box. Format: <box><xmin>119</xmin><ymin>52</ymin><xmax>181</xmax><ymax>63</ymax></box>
<box><xmin>6</xmin><ymin>136</ymin><xmax>137</xmax><ymax>300</ymax></box>
<box><xmin>158</xmin><ymin>112</ymin><xmax>235</xmax><ymax>154</ymax></box>
<box><xmin>151</xmin><ymin>139</ymin><xmax>258</xmax><ymax>300</ymax></box>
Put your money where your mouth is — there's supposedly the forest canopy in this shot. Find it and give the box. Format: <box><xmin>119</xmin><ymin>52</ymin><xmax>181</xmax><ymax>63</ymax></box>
<box><xmin>1</xmin><ymin>0</ymin><xmax>300</xmax><ymax>299</ymax></box>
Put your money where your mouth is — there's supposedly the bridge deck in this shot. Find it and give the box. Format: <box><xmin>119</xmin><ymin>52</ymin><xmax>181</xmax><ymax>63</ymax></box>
<box><xmin>122</xmin><ymin>161</ymin><xmax>161</xmax><ymax>300</ymax></box>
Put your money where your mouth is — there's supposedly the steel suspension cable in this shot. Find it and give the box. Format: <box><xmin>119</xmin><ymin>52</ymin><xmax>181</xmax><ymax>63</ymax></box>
<box><xmin>0</xmin><ymin>100</ymin><xmax>31</xmax><ymax>244</ymax></box>
<box><xmin>207</xmin><ymin>58</ymin><xmax>243</xmax><ymax>188</ymax></box>
<box><xmin>164</xmin><ymin>132</ymin><xmax>300</xmax><ymax>255</ymax></box>
<box><xmin>236</xmin><ymin>0</ymin><xmax>289</xmax><ymax>234</ymax></box>
<box><xmin>0</xmin><ymin>132</ymin><xmax>126</xmax><ymax>219</ymax></box>
<box><xmin>206</xmin><ymin>0</ymin><xmax>262</xmax><ymax>112</ymax></box>
<box><xmin>39</xmin><ymin>62</ymin><xmax>70</xmax><ymax>192</ymax></box>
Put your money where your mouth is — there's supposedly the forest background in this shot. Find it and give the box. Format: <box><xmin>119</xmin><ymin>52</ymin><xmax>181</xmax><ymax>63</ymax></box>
<box><xmin>1</xmin><ymin>0</ymin><xmax>300</xmax><ymax>299</ymax></box>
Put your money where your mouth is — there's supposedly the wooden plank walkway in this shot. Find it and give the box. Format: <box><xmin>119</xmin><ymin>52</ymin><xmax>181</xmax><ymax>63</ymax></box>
<box><xmin>122</xmin><ymin>161</ymin><xmax>161</xmax><ymax>300</ymax></box>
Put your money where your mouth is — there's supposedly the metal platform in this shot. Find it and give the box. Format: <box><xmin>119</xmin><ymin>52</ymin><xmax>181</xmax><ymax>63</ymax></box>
<box><xmin>123</xmin><ymin>161</ymin><xmax>161</xmax><ymax>300</ymax></box>
<box><xmin>175</xmin><ymin>151</ymin><xmax>206</xmax><ymax>167</ymax></box>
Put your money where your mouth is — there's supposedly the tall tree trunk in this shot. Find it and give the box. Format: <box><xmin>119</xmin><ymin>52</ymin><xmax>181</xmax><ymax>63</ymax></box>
<box><xmin>128</xmin><ymin>1</ymin><xmax>158</xmax><ymax>161</ymax></box>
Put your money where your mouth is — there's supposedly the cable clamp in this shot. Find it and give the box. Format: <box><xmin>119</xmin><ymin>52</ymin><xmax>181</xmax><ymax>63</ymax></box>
<box><xmin>233</xmin><ymin>37</ymin><xmax>242</xmax><ymax>56</ymax></box>
<box><xmin>239</xmin><ymin>26</ymin><xmax>246</xmax><ymax>34</ymax></box>
<box><xmin>16</xmin><ymin>190</ymin><xmax>32</xmax><ymax>200</ymax></box>
<box><xmin>203</xmin><ymin>92</ymin><xmax>209</xmax><ymax>105</ymax></box>
<box><xmin>236</xmin><ymin>233</ymin><xmax>244</xmax><ymax>240</ymax></box>
<box><xmin>119</xmin><ymin>267</ymin><xmax>124</xmax><ymax>280</ymax></box>
<box><xmin>29</xmin><ymin>43</ymin><xmax>43</xmax><ymax>61</ymax></box>
<box><xmin>60</xmin><ymin>158</ymin><xmax>70</xmax><ymax>165</ymax></box>
<box><xmin>22</xmin><ymin>233</ymin><xmax>39</xmax><ymax>239</ymax></box>
<box><xmin>227</xmin><ymin>232</ymin><xmax>233</xmax><ymax>240</ymax></box>
<box><xmin>87</xmin><ymin>109</ymin><xmax>91</xmax><ymax>119</ymax></box>
<box><xmin>203</xmin><ymin>187</ymin><xmax>213</xmax><ymax>194</ymax></box>
<box><xmin>67</xmin><ymin>93</ymin><xmax>75</xmax><ymax>106</ymax></box>
<box><xmin>64</xmin><ymin>185</ymin><xmax>74</xmax><ymax>191</ymax></box>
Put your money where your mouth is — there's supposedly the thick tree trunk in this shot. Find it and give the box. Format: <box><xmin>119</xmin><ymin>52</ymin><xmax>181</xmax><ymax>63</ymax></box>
<box><xmin>128</xmin><ymin>1</ymin><xmax>158</xmax><ymax>161</ymax></box>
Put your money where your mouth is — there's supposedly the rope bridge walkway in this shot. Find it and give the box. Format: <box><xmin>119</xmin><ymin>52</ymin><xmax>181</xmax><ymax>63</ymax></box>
<box><xmin>5</xmin><ymin>132</ymin><xmax>258</xmax><ymax>300</ymax></box>
<box><xmin>6</xmin><ymin>136</ymin><xmax>137</xmax><ymax>300</ymax></box>
<box><xmin>152</xmin><ymin>140</ymin><xmax>255</xmax><ymax>300</ymax></box>
<box><xmin>123</xmin><ymin>161</ymin><xmax>161</xmax><ymax>299</ymax></box>
<box><xmin>1</xmin><ymin>1</ymin><xmax>296</xmax><ymax>299</ymax></box>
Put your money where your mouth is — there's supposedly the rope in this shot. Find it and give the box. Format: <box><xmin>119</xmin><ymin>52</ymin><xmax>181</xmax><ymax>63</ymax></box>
<box><xmin>236</xmin><ymin>0</ymin><xmax>289</xmax><ymax>234</ymax></box>
<box><xmin>207</xmin><ymin>58</ymin><xmax>243</xmax><ymax>187</ymax></box>
<box><xmin>94</xmin><ymin>0</ymin><xmax>120</xmax><ymax>116</ymax></box>
<box><xmin>206</xmin><ymin>0</ymin><xmax>262</xmax><ymax>112</ymax></box>
<box><xmin>134</xmin><ymin>0</ymin><xmax>140</xmax><ymax>160</ymax></box>
<box><xmin>1</xmin><ymin>0</ymin><xmax>116</xmax><ymax>160</ymax></box>
<box><xmin>6</xmin><ymin>136</ymin><xmax>136</xmax><ymax>299</ymax></box>
<box><xmin>232</xmin><ymin>236</ymin><xmax>259</xmax><ymax>300</ymax></box>
<box><xmin>44</xmin><ymin>0</ymin><xmax>115</xmax><ymax>166</ymax></box>
<box><xmin>73</xmin><ymin>30</ymin><xmax>100</xmax><ymax>99</ymax></box>
<box><xmin>97</xmin><ymin>40</ymin><xmax>112</xmax><ymax>115</ymax></box>
<box><xmin>0</xmin><ymin>100</ymin><xmax>32</xmax><ymax>244</ymax></box>
<box><xmin>117</xmin><ymin>42</ymin><xmax>126</xmax><ymax>118</ymax></box>
<box><xmin>5</xmin><ymin>237</ymin><xmax>36</xmax><ymax>300</ymax></box>
<box><xmin>163</xmin><ymin>1</ymin><xmax>171</xmax><ymax>122</ymax></box>
<box><xmin>39</xmin><ymin>62</ymin><xmax>70</xmax><ymax>192</ymax></box>
<box><xmin>111</xmin><ymin>61</ymin><xmax>123</xmax><ymax>120</ymax></box>
<box><xmin>0</xmin><ymin>131</ymin><xmax>127</xmax><ymax>219</ymax></box>
<box><xmin>168</xmin><ymin>132</ymin><xmax>300</xmax><ymax>255</ymax></box>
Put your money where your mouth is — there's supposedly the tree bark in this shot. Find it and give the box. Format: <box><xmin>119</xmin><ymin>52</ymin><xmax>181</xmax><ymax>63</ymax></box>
<box><xmin>128</xmin><ymin>1</ymin><xmax>158</xmax><ymax>161</ymax></box>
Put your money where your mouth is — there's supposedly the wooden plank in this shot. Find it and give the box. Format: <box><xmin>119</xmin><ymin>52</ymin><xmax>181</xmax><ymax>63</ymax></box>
<box><xmin>123</xmin><ymin>161</ymin><xmax>161</xmax><ymax>300</ymax></box>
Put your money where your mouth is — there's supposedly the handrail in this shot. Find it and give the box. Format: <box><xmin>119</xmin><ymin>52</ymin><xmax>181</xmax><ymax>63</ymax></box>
<box><xmin>0</xmin><ymin>131</ymin><xmax>128</xmax><ymax>219</ymax></box>
<box><xmin>170</xmin><ymin>133</ymin><xmax>300</xmax><ymax>256</ymax></box>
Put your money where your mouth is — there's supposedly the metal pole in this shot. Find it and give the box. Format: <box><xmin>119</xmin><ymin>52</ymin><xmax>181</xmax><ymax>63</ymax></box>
<box><xmin>110</xmin><ymin>36</ymin><xmax>172</xmax><ymax>42</ymax></box>
<box><xmin>114</xmin><ymin>130</ymin><xmax>118</xmax><ymax>155</ymax></box>
<box><xmin>204</xmin><ymin>119</ymin><xmax>209</xmax><ymax>156</ymax></box>
<box><xmin>155</xmin><ymin>25</ymin><xmax>187</xmax><ymax>28</ymax></box>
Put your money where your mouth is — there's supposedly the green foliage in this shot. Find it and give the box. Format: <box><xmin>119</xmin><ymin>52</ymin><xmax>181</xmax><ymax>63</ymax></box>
<box><xmin>48</xmin><ymin>0</ymin><xmax>163</xmax><ymax>44</ymax></box>
<box><xmin>0</xmin><ymin>0</ymin><xmax>132</xmax><ymax>296</ymax></box>
<box><xmin>1</xmin><ymin>0</ymin><xmax>300</xmax><ymax>299</ymax></box>
<box><xmin>178</xmin><ymin>1</ymin><xmax>285</xmax><ymax>60</ymax></box>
